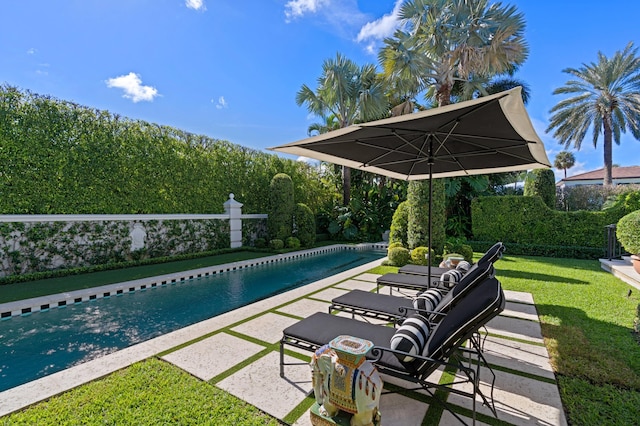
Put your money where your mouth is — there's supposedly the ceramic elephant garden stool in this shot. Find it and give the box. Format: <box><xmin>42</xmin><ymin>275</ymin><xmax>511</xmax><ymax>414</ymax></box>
<box><xmin>310</xmin><ymin>335</ymin><xmax>382</xmax><ymax>426</ymax></box>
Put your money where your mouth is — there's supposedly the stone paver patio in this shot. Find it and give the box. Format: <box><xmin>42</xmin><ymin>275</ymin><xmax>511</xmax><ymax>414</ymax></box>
<box><xmin>0</xmin><ymin>258</ymin><xmax>568</xmax><ymax>425</ymax></box>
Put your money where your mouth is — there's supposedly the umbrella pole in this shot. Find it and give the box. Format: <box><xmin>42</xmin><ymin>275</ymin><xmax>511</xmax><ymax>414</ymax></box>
<box><xmin>427</xmin><ymin>137</ymin><xmax>433</xmax><ymax>282</ymax></box>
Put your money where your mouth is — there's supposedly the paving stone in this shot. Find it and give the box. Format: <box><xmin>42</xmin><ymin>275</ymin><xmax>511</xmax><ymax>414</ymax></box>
<box><xmin>379</xmin><ymin>367</ymin><xmax>444</xmax><ymax>396</ymax></box>
<box><xmin>277</xmin><ymin>298</ymin><xmax>331</xmax><ymax>318</ymax></box>
<box><xmin>292</xmin><ymin>409</ymin><xmax>313</xmax><ymax>426</ymax></box>
<box><xmin>217</xmin><ymin>351</ymin><xmax>313</xmax><ymax>420</ymax></box>
<box><xmin>310</xmin><ymin>287</ymin><xmax>350</xmax><ymax>302</ymax></box>
<box><xmin>480</xmin><ymin>336</ymin><xmax>555</xmax><ymax>380</ymax></box>
<box><xmin>448</xmin><ymin>367</ymin><xmax>567</xmax><ymax>426</ymax></box>
<box><xmin>439</xmin><ymin>411</ymin><xmax>490</xmax><ymax>425</ymax></box>
<box><xmin>231</xmin><ymin>312</ymin><xmax>300</xmax><ymax>344</ymax></box>
<box><xmin>161</xmin><ymin>332</ymin><xmax>264</xmax><ymax>381</ymax></box>
<box><xmin>334</xmin><ymin>279</ymin><xmax>378</xmax><ymax>292</ymax></box>
<box><xmin>501</xmin><ymin>301</ymin><xmax>539</xmax><ymax>322</ymax></box>
<box><xmin>486</xmin><ymin>316</ymin><xmax>544</xmax><ymax>344</ymax></box>
<box><xmin>379</xmin><ymin>392</ymin><xmax>429</xmax><ymax>426</ymax></box>
<box><xmin>354</xmin><ymin>273</ymin><xmax>381</xmax><ymax>283</ymax></box>
<box><xmin>503</xmin><ymin>290</ymin><xmax>535</xmax><ymax>305</ymax></box>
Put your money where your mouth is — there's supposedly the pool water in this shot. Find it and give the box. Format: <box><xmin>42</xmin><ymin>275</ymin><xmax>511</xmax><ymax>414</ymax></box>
<box><xmin>0</xmin><ymin>249</ymin><xmax>384</xmax><ymax>392</ymax></box>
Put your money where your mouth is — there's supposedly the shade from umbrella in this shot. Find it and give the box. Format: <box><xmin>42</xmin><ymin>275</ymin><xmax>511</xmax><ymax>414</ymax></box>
<box><xmin>269</xmin><ymin>87</ymin><xmax>551</xmax><ymax>180</ymax></box>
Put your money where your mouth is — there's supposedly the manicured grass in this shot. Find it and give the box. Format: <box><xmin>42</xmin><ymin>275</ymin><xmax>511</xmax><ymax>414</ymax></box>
<box><xmin>0</xmin><ymin>251</ymin><xmax>273</xmax><ymax>304</ymax></box>
<box><xmin>2</xmin><ymin>358</ymin><xmax>279</xmax><ymax>425</ymax></box>
<box><xmin>494</xmin><ymin>255</ymin><xmax>640</xmax><ymax>425</ymax></box>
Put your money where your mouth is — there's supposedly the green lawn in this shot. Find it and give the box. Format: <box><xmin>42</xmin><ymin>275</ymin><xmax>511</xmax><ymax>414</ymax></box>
<box><xmin>2</xmin><ymin>254</ymin><xmax>639</xmax><ymax>425</ymax></box>
<box><xmin>0</xmin><ymin>251</ymin><xmax>273</xmax><ymax>304</ymax></box>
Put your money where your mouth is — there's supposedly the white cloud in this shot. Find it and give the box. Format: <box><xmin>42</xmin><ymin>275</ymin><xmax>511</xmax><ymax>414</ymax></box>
<box><xmin>106</xmin><ymin>72</ymin><xmax>159</xmax><ymax>103</ymax></box>
<box><xmin>213</xmin><ymin>96</ymin><xmax>228</xmax><ymax>109</ymax></box>
<box><xmin>284</xmin><ymin>0</ymin><xmax>330</xmax><ymax>22</ymax></box>
<box><xmin>356</xmin><ymin>0</ymin><xmax>403</xmax><ymax>43</ymax></box>
<box><xmin>27</xmin><ymin>48</ymin><xmax>37</xmax><ymax>55</ymax></box>
<box><xmin>185</xmin><ymin>0</ymin><xmax>206</xmax><ymax>11</ymax></box>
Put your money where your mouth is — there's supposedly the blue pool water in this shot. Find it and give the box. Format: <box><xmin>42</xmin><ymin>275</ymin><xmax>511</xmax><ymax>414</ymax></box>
<box><xmin>0</xmin><ymin>249</ymin><xmax>385</xmax><ymax>392</ymax></box>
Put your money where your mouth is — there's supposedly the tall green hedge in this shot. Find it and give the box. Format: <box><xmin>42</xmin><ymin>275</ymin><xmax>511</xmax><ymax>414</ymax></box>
<box><xmin>407</xmin><ymin>180</ymin><xmax>445</xmax><ymax>253</ymax></box>
<box><xmin>471</xmin><ymin>195</ymin><xmax>633</xmax><ymax>257</ymax></box>
<box><xmin>268</xmin><ymin>173</ymin><xmax>294</xmax><ymax>241</ymax></box>
<box><xmin>0</xmin><ymin>84</ymin><xmax>332</xmax><ymax>214</ymax></box>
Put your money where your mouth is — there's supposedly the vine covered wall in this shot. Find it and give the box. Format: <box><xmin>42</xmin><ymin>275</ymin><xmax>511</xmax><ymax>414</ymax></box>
<box><xmin>0</xmin><ymin>218</ymin><xmax>257</xmax><ymax>277</ymax></box>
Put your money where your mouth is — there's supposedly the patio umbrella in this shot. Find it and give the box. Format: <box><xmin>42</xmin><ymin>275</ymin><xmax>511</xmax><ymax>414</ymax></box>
<box><xmin>270</xmin><ymin>87</ymin><xmax>551</xmax><ymax>275</ymax></box>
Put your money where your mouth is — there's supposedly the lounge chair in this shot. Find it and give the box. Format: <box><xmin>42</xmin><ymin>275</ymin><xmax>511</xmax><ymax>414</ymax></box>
<box><xmin>331</xmin><ymin>261</ymin><xmax>494</xmax><ymax>324</ymax></box>
<box><xmin>280</xmin><ymin>276</ymin><xmax>506</xmax><ymax>425</ymax></box>
<box><xmin>377</xmin><ymin>242</ymin><xmax>504</xmax><ymax>294</ymax></box>
<box><xmin>397</xmin><ymin>242</ymin><xmax>504</xmax><ymax>277</ymax></box>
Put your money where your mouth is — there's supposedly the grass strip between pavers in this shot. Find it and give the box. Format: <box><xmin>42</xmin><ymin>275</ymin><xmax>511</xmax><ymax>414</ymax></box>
<box><xmin>283</xmin><ymin>394</ymin><xmax>316</xmax><ymax>425</ymax></box>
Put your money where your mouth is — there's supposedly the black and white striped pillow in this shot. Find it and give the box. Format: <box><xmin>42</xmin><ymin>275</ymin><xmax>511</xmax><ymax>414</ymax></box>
<box><xmin>390</xmin><ymin>313</ymin><xmax>431</xmax><ymax>363</ymax></box>
<box><xmin>412</xmin><ymin>288</ymin><xmax>443</xmax><ymax>312</ymax></box>
<box><xmin>440</xmin><ymin>269</ymin><xmax>464</xmax><ymax>288</ymax></box>
<box><xmin>456</xmin><ymin>260</ymin><xmax>471</xmax><ymax>273</ymax></box>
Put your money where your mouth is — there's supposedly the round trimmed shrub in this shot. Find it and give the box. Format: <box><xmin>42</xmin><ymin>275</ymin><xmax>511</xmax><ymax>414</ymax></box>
<box><xmin>269</xmin><ymin>239</ymin><xmax>284</xmax><ymax>250</ymax></box>
<box><xmin>443</xmin><ymin>240</ymin><xmax>473</xmax><ymax>263</ymax></box>
<box><xmin>286</xmin><ymin>236</ymin><xmax>301</xmax><ymax>249</ymax></box>
<box><xmin>254</xmin><ymin>238</ymin><xmax>267</xmax><ymax>248</ymax></box>
<box><xmin>388</xmin><ymin>247</ymin><xmax>411</xmax><ymax>267</ymax></box>
<box><xmin>617</xmin><ymin>210</ymin><xmax>640</xmax><ymax>254</ymax></box>
<box><xmin>410</xmin><ymin>246</ymin><xmax>432</xmax><ymax>266</ymax></box>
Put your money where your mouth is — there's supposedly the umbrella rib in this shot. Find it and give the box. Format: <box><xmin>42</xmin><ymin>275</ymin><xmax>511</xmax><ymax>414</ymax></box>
<box><xmin>355</xmin><ymin>131</ymin><xmax>430</xmax><ymax>167</ymax></box>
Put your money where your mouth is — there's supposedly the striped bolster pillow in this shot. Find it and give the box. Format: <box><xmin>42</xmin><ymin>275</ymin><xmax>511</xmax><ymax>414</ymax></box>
<box><xmin>412</xmin><ymin>288</ymin><xmax>443</xmax><ymax>312</ymax></box>
<box><xmin>390</xmin><ymin>313</ymin><xmax>431</xmax><ymax>363</ymax></box>
<box><xmin>440</xmin><ymin>269</ymin><xmax>464</xmax><ymax>289</ymax></box>
<box><xmin>456</xmin><ymin>260</ymin><xmax>471</xmax><ymax>273</ymax></box>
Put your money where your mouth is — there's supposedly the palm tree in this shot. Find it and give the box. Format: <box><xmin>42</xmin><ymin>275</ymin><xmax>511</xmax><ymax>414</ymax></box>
<box><xmin>379</xmin><ymin>0</ymin><xmax>529</xmax><ymax>107</ymax></box>
<box><xmin>554</xmin><ymin>151</ymin><xmax>576</xmax><ymax>179</ymax></box>
<box><xmin>296</xmin><ymin>53</ymin><xmax>388</xmax><ymax>205</ymax></box>
<box><xmin>547</xmin><ymin>42</ymin><xmax>640</xmax><ymax>186</ymax></box>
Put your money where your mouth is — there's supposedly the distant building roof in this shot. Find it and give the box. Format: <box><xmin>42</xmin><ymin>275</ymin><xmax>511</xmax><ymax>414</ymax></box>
<box><xmin>557</xmin><ymin>166</ymin><xmax>640</xmax><ymax>187</ymax></box>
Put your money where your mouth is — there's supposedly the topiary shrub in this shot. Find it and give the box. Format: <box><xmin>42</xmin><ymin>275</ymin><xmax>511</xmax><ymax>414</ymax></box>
<box><xmin>443</xmin><ymin>239</ymin><xmax>473</xmax><ymax>263</ymax></box>
<box><xmin>293</xmin><ymin>203</ymin><xmax>315</xmax><ymax>247</ymax></box>
<box><xmin>389</xmin><ymin>201</ymin><xmax>409</xmax><ymax>246</ymax></box>
<box><xmin>268</xmin><ymin>173</ymin><xmax>294</xmax><ymax>241</ymax></box>
<box><xmin>410</xmin><ymin>246</ymin><xmax>432</xmax><ymax>266</ymax></box>
<box><xmin>387</xmin><ymin>247</ymin><xmax>411</xmax><ymax>267</ymax></box>
<box><xmin>407</xmin><ymin>180</ymin><xmax>445</xmax><ymax>253</ymax></box>
<box><xmin>286</xmin><ymin>236</ymin><xmax>301</xmax><ymax>249</ymax></box>
<box><xmin>617</xmin><ymin>210</ymin><xmax>640</xmax><ymax>255</ymax></box>
<box><xmin>254</xmin><ymin>238</ymin><xmax>267</xmax><ymax>248</ymax></box>
<box><xmin>269</xmin><ymin>239</ymin><xmax>284</xmax><ymax>250</ymax></box>
<box><xmin>524</xmin><ymin>168</ymin><xmax>556</xmax><ymax>209</ymax></box>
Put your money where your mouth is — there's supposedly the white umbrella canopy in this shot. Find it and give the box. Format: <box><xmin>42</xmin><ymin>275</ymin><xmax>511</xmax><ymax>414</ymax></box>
<box><xmin>270</xmin><ymin>87</ymin><xmax>551</xmax><ymax>180</ymax></box>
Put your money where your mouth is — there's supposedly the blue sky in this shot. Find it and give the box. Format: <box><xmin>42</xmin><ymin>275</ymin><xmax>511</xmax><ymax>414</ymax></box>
<box><xmin>1</xmin><ymin>0</ymin><xmax>639</xmax><ymax>182</ymax></box>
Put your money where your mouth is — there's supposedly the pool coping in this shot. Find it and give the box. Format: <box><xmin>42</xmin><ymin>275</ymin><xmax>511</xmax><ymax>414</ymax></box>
<box><xmin>0</xmin><ymin>245</ymin><xmax>387</xmax><ymax>416</ymax></box>
<box><xmin>0</xmin><ymin>243</ymin><xmax>387</xmax><ymax>319</ymax></box>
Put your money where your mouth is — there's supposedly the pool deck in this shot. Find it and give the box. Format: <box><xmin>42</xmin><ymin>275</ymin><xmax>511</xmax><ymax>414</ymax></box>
<box><xmin>0</xmin><ymin>257</ymin><xmax>568</xmax><ymax>425</ymax></box>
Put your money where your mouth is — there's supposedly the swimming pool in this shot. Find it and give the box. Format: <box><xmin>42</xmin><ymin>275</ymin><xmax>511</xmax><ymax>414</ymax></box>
<box><xmin>0</xmin><ymin>247</ymin><xmax>385</xmax><ymax>392</ymax></box>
